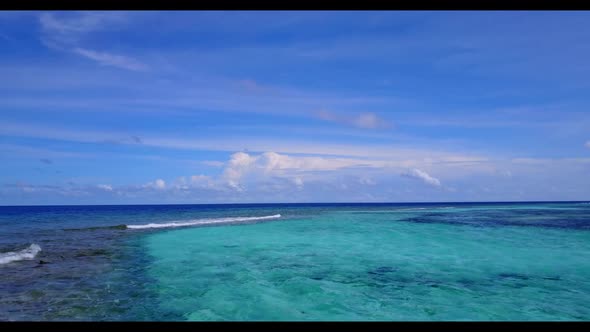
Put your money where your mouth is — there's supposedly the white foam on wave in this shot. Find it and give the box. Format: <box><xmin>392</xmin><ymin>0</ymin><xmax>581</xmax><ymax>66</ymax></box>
<box><xmin>126</xmin><ymin>214</ymin><xmax>282</xmax><ymax>230</ymax></box>
<box><xmin>406</xmin><ymin>207</ymin><xmax>454</xmax><ymax>210</ymax></box>
<box><xmin>0</xmin><ymin>244</ymin><xmax>42</xmax><ymax>265</ymax></box>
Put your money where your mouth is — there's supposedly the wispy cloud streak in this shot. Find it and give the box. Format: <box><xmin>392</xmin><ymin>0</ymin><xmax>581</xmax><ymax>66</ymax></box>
<box><xmin>38</xmin><ymin>12</ymin><xmax>147</xmax><ymax>71</ymax></box>
<box><xmin>317</xmin><ymin>110</ymin><xmax>392</xmax><ymax>129</ymax></box>
<box><xmin>73</xmin><ymin>48</ymin><xmax>147</xmax><ymax>71</ymax></box>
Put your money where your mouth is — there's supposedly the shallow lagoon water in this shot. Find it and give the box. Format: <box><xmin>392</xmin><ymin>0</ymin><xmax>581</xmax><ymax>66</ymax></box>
<box><xmin>1</xmin><ymin>202</ymin><xmax>589</xmax><ymax>320</ymax></box>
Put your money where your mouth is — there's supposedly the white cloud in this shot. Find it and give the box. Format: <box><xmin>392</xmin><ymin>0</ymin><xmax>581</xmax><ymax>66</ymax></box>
<box><xmin>73</xmin><ymin>48</ymin><xmax>147</xmax><ymax>71</ymax></box>
<box><xmin>154</xmin><ymin>179</ymin><xmax>165</xmax><ymax>189</ymax></box>
<box><xmin>144</xmin><ymin>179</ymin><xmax>166</xmax><ymax>190</ymax></box>
<box><xmin>317</xmin><ymin>110</ymin><xmax>392</xmax><ymax>129</ymax></box>
<box><xmin>38</xmin><ymin>12</ymin><xmax>146</xmax><ymax>72</ymax></box>
<box><xmin>221</xmin><ymin>151</ymin><xmax>383</xmax><ymax>191</ymax></box>
<box><xmin>97</xmin><ymin>184</ymin><xmax>113</xmax><ymax>191</ymax></box>
<box><xmin>8</xmin><ymin>149</ymin><xmax>590</xmax><ymax>203</ymax></box>
<box><xmin>39</xmin><ymin>12</ymin><xmax>127</xmax><ymax>45</ymax></box>
<box><xmin>171</xmin><ymin>177</ymin><xmax>189</xmax><ymax>191</ymax></box>
<box><xmin>401</xmin><ymin>168</ymin><xmax>441</xmax><ymax>187</ymax></box>
<box><xmin>171</xmin><ymin>175</ymin><xmax>215</xmax><ymax>191</ymax></box>
<box><xmin>223</xmin><ymin>152</ymin><xmax>256</xmax><ymax>190</ymax></box>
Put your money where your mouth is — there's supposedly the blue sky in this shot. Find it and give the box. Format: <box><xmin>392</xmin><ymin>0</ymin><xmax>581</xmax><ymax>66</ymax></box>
<box><xmin>1</xmin><ymin>11</ymin><xmax>589</xmax><ymax>205</ymax></box>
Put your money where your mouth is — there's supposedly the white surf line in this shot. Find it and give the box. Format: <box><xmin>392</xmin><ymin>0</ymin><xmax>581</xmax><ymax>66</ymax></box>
<box><xmin>126</xmin><ymin>214</ymin><xmax>282</xmax><ymax>230</ymax></box>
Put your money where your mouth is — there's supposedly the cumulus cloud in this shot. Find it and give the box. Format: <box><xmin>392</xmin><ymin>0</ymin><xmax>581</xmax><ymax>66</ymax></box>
<box><xmin>401</xmin><ymin>168</ymin><xmax>441</xmax><ymax>187</ymax></box>
<box><xmin>221</xmin><ymin>151</ymin><xmax>378</xmax><ymax>191</ymax></box>
<box><xmin>9</xmin><ymin>149</ymin><xmax>590</xmax><ymax>204</ymax></box>
<box><xmin>317</xmin><ymin>110</ymin><xmax>392</xmax><ymax>129</ymax></box>
<box><xmin>223</xmin><ymin>152</ymin><xmax>256</xmax><ymax>190</ymax></box>
<box><xmin>154</xmin><ymin>179</ymin><xmax>165</xmax><ymax>189</ymax></box>
<box><xmin>82</xmin><ymin>151</ymin><xmax>391</xmax><ymax>198</ymax></box>
<box><xmin>144</xmin><ymin>179</ymin><xmax>166</xmax><ymax>190</ymax></box>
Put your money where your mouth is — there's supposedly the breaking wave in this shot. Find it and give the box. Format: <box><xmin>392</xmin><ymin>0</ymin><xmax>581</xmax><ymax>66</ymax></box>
<box><xmin>0</xmin><ymin>244</ymin><xmax>42</xmax><ymax>265</ymax></box>
<box><xmin>126</xmin><ymin>214</ymin><xmax>282</xmax><ymax>230</ymax></box>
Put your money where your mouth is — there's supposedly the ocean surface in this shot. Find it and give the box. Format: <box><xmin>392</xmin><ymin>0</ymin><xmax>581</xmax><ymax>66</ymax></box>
<box><xmin>1</xmin><ymin>202</ymin><xmax>589</xmax><ymax>321</ymax></box>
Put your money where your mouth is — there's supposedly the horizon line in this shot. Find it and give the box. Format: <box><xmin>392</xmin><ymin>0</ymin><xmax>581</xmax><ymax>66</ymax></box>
<box><xmin>1</xmin><ymin>200</ymin><xmax>589</xmax><ymax>208</ymax></box>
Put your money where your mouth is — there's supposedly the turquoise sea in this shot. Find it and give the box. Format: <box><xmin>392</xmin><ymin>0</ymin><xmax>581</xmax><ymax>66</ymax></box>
<box><xmin>1</xmin><ymin>202</ymin><xmax>589</xmax><ymax>321</ymax></box>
